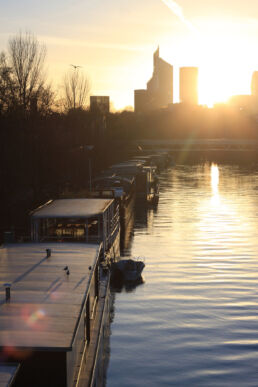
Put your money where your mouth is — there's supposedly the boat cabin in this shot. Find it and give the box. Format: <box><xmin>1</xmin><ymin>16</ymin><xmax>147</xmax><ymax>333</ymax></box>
<box><xmin>30</xmin><ymin>199</ymin><xmax>120</xmax><ymax>256</ymax></box>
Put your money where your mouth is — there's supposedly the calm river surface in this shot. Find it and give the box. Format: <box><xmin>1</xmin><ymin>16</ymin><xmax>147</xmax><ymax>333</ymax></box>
<box><xmin>106</xmin><ymin>161</ymin><xmax>258</xmax><ymax>386</ymax></box>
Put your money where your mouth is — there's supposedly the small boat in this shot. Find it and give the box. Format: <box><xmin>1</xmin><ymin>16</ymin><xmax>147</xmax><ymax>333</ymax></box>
<box><xmin>111</xmin><ymin>258</ymin><xmax>145</xmax><ymax>282</ymax></box>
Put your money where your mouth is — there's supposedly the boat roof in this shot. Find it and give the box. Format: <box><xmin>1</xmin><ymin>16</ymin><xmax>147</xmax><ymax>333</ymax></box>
<box><xmin>110</xmin><ymin>161</ymin><xmax>143</xmax><ymax>169</ymax></box>
<box><xmin>0</xmin><ymin>364</ymin><xmax>19</xmax><ymax>387</ymax></box>
<box><xmin>93</xmin><ymin>175</ymin><xmax>133</xmax><ymax>184</ymax></box>
<box><xmin>0</xmin><ymin>243</ymin><xmax>100</xmax><ymax>351</ymax></box>
<box><xmin>31</xmin><ymin>198</ymin><xmax>113</xmax><ymax>219</ymax></box>
<box><xmin>93</xmin><ymin>176</ymin><xmax>135</xmax><ymax>191</ymax></box>
<box><xmin>97</xmin><ymin>173</ymin><xmax>135</xmax><ymax>185</ymax></box>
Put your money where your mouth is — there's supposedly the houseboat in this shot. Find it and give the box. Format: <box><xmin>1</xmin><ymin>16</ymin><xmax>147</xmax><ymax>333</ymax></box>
<box><xmin>108</xmin><ymin>162</ymin><xmax>159</xmax><ymax>203</ymax></box>
<box><xmin>91</xmin><ymin>175</ymin><xmax>135</xmax><ymax>228</ymax></box>
<box><xmin>130</xmin><ymin>151</ymin><xmax>173</xmax><ymax>171</ymax></box>
<box><xmin>0</xmin><ymin>198</ymin><xmax>120</xmax><ymax>386</ymax></box>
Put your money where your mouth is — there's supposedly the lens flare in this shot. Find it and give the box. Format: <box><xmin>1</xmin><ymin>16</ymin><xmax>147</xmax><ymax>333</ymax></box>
<box><xmin>27</xmin><ymin>309</ymin><xmax>46</xmax><ymax>327</ymax></box>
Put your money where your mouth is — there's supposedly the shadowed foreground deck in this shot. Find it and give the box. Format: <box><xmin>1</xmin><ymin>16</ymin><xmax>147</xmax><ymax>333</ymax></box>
<box><xmin>0</xmin><ymin>243</ymin><xmax>100</xmax><ymax>350</ymax></box>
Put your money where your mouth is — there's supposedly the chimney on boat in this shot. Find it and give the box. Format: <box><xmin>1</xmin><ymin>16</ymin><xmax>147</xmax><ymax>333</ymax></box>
<box><xmin>4</xmin><ymin>283</ymin><xmax>11</xmax><ymax>303</ymax></box>
<box><xmin>46</xmin><ymin>248</ymin><xmax>51</xmax><ymax>258</ymax></box>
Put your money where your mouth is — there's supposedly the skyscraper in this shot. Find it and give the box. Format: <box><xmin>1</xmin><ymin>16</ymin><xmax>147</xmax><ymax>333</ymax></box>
<box><xmin>134</xmin><ymin>47</ymin><xmax>173</xmax><ymax>112</ymax></box>
<box><xmin>179</xmin><ymin>67</ymin><xmax>198</xmax><ymax>105</ymax></box>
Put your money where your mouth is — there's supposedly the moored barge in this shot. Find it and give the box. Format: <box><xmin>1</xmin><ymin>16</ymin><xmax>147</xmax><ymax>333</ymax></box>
<box><xmin>0</xmin><ymin>198</ymin><xmax>120</xmax><ymax>386</ymax></box>
<box><xmin>108</xmin><ymin>162</ymin><xmax>159</xmax><ymax>203</ymax></box>
<box><xmin>0</xmin><ymin>243</ymin><xmax>108</xmax><ymax>386</ymax></box>
<box><xmin>91</xmin><ymin>175</ymin><xmax>135</xmax><ymax>228</ymax></box>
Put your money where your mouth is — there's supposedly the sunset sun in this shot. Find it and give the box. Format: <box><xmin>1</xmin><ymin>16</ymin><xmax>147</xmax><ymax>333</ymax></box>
<box><xmin>197</xmin><ymin>26</ymin><xmax>255</xmax><ymax>106</ymax></box>
<box><xmin>161</xmin><ymin>14</ymin><xmax>257</xmax><ymax>107</ymax></box>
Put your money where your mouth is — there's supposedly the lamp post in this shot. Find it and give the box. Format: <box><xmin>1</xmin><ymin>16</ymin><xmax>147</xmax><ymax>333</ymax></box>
<box><xmin>85</xmin><ymin>145</ymin><xmax>94</xmax><ymax>191</ymax></box>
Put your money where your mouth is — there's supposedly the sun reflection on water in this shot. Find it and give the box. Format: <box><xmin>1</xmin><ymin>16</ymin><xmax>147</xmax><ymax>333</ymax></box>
<box><xmin>108</xmin><ymin>164</ymin><xmax>258</xmax><ymax>387</ymax></box>
<box><xmin>210</xmin><ymin>163</ymin><xmax>220</xmax><ymax>205</ymax></box>
<box><xmin>195</xmin><ymin>163</ymin><xmax>248</xmax><ymax>266</ymax></box>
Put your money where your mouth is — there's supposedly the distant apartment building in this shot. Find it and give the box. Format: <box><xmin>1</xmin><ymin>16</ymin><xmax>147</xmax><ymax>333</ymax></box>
<box><xmin>179</xmin><ymin>67</ymin><xmax>198</xmax><ymax>105</ymax></box>
<box><xmin>90</xmin><ymin>96</ymin><xmax>110</xmax><ymax>114</ymax></box>
<box><xmin>134</xmin><ymin>47</ymin><xmax>173</xmax><ymax>113</ymax></box>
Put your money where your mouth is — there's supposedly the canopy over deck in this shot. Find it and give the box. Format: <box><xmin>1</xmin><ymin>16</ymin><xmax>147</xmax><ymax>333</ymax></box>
<box><xmin>31</xmin><ymin>198</ymin><xmax>113</xmax><ymax>219</ymax></box>
<box><xmin>0</xmin><ymin>243</ymin><xmax>100</xmax><ymax>351</ymax></box>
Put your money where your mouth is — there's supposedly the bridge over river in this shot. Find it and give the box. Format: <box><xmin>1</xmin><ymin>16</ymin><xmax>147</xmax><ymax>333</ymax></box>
<box><xmin>136</xmin><ymin>139</ymin><xmax>258</xmax><ymax>152</ymax></box>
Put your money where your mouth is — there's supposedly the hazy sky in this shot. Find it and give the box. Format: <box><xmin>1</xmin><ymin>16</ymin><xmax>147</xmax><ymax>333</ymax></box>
<box><xmin>1</xmin><ymin>0</ymin><xmax>258</xmax><ymax>109</ymax></box>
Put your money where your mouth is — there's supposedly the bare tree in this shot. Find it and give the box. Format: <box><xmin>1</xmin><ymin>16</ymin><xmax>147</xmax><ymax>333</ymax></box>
<box><xmin>0</xmin><ymin>32</ymin><xmax>54</xmax><ymax>114</ymax></box>
<box><xmin>0</xmin><ymin>52</ymin><xmax>17</xmax><ymax>113</ymax></box>
<box><xmin>63</xmin><ymin>66</ymin><xmax>91</xmax><ymax>110</ymax></box>
<box><xmin>8</xmin><ymin>32</ymin><xmax>47</xmax><ymax>110</ymax></box>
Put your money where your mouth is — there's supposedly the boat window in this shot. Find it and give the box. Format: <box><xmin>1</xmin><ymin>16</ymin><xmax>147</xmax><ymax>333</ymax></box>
<box><xmin>87</xmin><ymin>218</ymin><xmax>99</xmax><ymax>242</ymax></box>
<box><xmin>39</xmin><ymin>217</ymin><xmax>86</xmax><ymax>241</ymax></box>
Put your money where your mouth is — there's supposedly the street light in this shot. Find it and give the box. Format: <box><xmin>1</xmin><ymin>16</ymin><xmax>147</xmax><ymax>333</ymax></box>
<box><xmin>84</xmin><ymin>145</ymin><xmax>94</xmax><ymax>191</ymax></box>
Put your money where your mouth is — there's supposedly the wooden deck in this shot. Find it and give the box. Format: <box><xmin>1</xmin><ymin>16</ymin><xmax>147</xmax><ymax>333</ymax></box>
<box><xmin>0</xmin><ymin>243</ymin><xmax>101</xmax><ymax>350</ymax></box>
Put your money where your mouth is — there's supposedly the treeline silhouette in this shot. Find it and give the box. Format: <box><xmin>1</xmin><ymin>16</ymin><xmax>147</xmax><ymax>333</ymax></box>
<box><xmin>0</xmin><ymin>109</ymin><xmax>132</xmax><ymax>238</ymax></box>
<box><xmin>2</xmin><ymin>100</ymin><xmax>258</xmax><ymax>239</ymax></box>
<box><xmin>112</xmin><ymin>104</ymin><xmax>258</xmax><ymax>140</ymax></box>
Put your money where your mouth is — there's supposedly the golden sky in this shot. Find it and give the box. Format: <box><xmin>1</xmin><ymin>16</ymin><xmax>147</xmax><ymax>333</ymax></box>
<box><xmin>1</xmin><ymin>0</ymin><xmax>258</xmax><ymax>109</ymax></box>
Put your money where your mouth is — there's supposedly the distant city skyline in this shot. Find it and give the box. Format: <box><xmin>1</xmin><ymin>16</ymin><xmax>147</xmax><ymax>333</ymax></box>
<box><xmin>1</xmin><ymin>0</ymin><xmax>258</xmax><ymax>109</ymax></box>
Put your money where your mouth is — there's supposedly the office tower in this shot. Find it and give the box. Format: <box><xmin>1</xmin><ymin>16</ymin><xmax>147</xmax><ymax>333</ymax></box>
<box><xmin>180</xmin><ymin>67</ymin><xmax>198</xmax><ymax>105</ymax></box>
<box><xmin>134</xmin><ymin>47</ymin><xmax>173</xmax><ymax>112</ymax></box>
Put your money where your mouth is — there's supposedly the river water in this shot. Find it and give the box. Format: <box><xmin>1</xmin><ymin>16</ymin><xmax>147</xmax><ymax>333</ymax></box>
<box><xmin>106</xmin><ymin>161</ymin><xmax>258</xmax><ymax>387</ymax></box>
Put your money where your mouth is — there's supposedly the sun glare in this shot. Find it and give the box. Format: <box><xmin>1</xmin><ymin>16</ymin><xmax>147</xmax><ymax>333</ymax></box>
<box><xmin>196</xmin><ymin>23</ymin><xmax>255</xmax><ymax>106</ymax></box>
<box><xmin>211</xmin><ymin>163</ymin><xmax>219</xmax><ymax>191</ymax></box>
<box><xmin>198</xmin><ymin>56</ymin><xmax>252</xmax><ymax>107</ymax></box>
<box><xmin>162</xmin><ymin>17</ymin><xmax>257</xmax><ymax>107</ymax></box>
